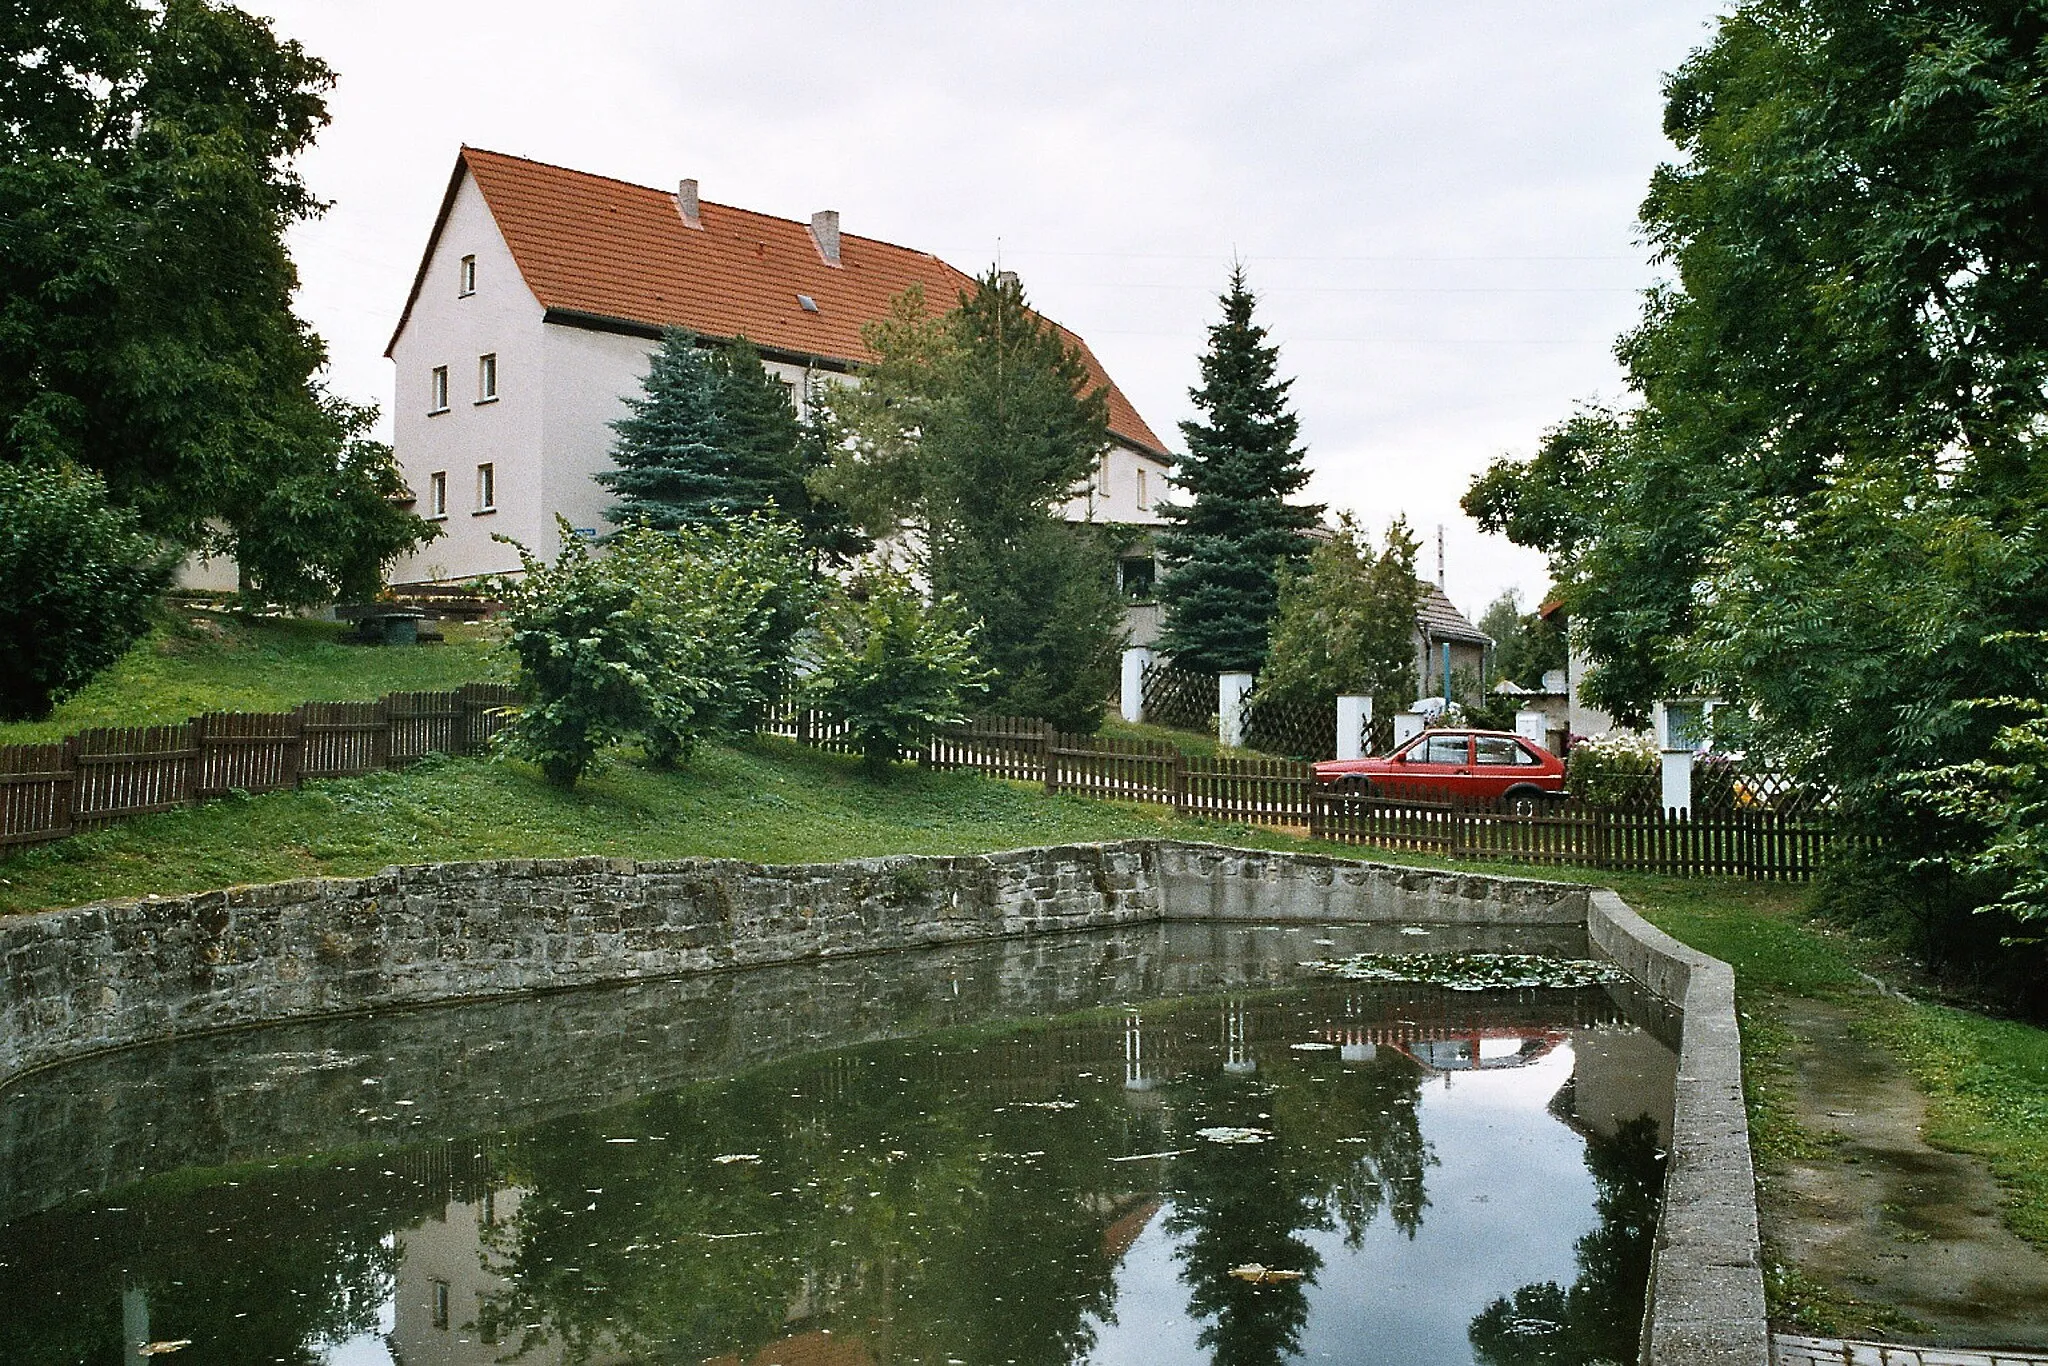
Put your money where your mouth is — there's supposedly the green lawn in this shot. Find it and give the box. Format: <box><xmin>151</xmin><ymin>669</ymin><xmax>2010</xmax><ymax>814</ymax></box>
<box><xmin>0</xmin><ymin>608</ymin><xmax>506</xmax><ymax>746</ymax></box>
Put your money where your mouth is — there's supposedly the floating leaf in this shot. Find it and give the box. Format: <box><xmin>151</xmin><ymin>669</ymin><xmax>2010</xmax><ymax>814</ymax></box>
<box><xmin>1299</xmin><ymin>952</ymin><xmax>1628</xmax><ymax>991</ymax></box>
<box><xmin>1228</xmin><ymin>1263</ymin><xmax>1305</xmax><ymax>1284</ymax></box>
<box><xmin>1195</xmin><ymin>1126</ymin><xmax>1273</xmax><ymax>1145</ymax></box>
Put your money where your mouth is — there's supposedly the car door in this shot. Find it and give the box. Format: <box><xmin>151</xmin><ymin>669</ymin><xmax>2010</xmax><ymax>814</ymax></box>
<box><xmin>1472</xmin><ymin>735</ymin><xmax>1526</xmax><ymax>801</ymax></box>
<box><xmin>1392</xmin><ymin>731</ymin><xmax>1472</xmax><ymax>801</ymax></box>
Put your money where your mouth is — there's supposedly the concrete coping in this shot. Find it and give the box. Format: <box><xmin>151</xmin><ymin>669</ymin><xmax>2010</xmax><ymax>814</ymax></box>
<box><xmin>0</xmin><ymin>839</ymin><xmax>1765</xmax><ymax>1365</ymax></box>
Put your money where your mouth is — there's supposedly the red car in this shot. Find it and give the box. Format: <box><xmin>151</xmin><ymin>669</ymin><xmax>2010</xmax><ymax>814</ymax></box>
<box><xmin>1312</xmin><ymin>729</ymin><xmax>1567</xmax><ymax>808</ymax></box>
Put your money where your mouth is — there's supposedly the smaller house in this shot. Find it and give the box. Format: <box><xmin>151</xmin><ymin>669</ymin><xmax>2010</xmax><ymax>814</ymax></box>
<box><xmin>1535</xmin><ymin>599</ymin><xmax>1626</xmax><ymax>741</ymax></box>
<box><xmin>1414</xmin><ymin>581</ymin><xmax>1490</xmax><ymax>697</ymax></box>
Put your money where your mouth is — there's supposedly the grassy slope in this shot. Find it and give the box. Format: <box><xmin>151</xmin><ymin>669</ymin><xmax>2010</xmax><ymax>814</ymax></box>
<box><xmin>0</xmin><ymin>610</ymin><xmax>505</xmax><ymax>746</ymax></box>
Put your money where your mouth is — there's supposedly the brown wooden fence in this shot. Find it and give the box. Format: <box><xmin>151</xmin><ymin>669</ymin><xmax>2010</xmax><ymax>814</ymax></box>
<box><xmin>764</xmin><ymin>710</ymin><xmax>1837</xmax><ymax>881</ymax></box>
<box><xmin>0</xmin><ymin>683</ymin><xmax>520</xmax><ymax>850</ymax></box>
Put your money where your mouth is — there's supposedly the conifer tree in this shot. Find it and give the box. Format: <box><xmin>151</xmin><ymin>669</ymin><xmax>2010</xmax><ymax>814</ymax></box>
<box><xmin>1157</xmin><ymin>266</ymin><xmax>1323</xmax><ymax>673</ymax></box>
<box><xmin>597</xmin><ymin>329</ymin><xmax>730</xmax><ymax>530</ymax></box>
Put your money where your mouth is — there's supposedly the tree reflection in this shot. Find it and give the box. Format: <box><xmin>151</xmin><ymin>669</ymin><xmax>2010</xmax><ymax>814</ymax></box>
<box><xmin>1161</xmin><ymin>1015</ymin><xmax>1434</xmax><ymax>1366</ymax></box>
<box><xmin>1466</xmin><ymin>1115</ymin><xmax>1665</xmax><ymax>1366</ymax></box>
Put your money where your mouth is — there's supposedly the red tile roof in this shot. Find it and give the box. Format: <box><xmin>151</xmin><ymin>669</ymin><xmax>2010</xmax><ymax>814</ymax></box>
<box><xmin>390</xmin><ymin>147</ymin><xmax>1169</xmax><ymax>457</ymax></box>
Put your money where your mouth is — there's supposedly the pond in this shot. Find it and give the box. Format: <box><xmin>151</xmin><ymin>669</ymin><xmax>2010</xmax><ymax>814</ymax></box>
<box><xmin>0</xmin><ymin>920</ymin><xmax>1676</xmax><ymax>1366</ymax></box>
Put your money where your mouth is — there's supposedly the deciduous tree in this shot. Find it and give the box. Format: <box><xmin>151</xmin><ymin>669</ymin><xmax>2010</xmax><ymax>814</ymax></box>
<box><xmin>0</xmin><ymin>0</ymin><xmax>434</xmax><ymax>604</ymax></box>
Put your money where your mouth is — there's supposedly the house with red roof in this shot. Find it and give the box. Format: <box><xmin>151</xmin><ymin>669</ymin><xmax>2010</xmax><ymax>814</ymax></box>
<box><xmin>383</xmin><ymin>147</ymin><xmax>1175</xmax><ymax>614</ymax></box>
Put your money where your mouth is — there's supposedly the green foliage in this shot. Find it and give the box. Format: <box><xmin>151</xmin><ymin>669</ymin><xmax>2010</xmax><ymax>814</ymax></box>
<box><xmin>819</xmin><ymin>274</ymin><xmax>1123</xmax><ymax>730</ymax></box>
<box><xmin>0</xmin><ymin>463</ymin><xmax>167</xmax><ymax>720</ymax></box>
<box><xmin>1565</xmin><ymin>732</ymin><xmax>1659</xmax><ymax>808</ymax></box>
<box><xmin>1260</xmin><ymin>514</ymin><xmax>1420</xmax><ymax>715</ymax></box>
<box><xmin>493</xmin><ymin>526</ymin><xmax>664</xmax><ymax>787</ymax></box>
<box><xmin>801</xmin><ymin>570</ymin><xmax>989</xmax><ymax>775</ymax></box>
<box><xmin>1477</xmin><ymin>589</ymin><xmax>1566</xmax><ymax>691</ymax></box>
<box><xmin>598</xmin><ymin>330</ymin><xmax>731</xmax><ymax>531</ymax></box>
<box><xmin>1157</xmin><ymin>266</ymin><xmax>1324</xmax><ymax>673</ymax></box>
<box><xmin>1461</xmin><ymin>0</ymin><xmax>2048</xmax><ymax>987</ymax></box>
<box><xmin>494</xmin><ymin>519</ymin><xmax>809</xmax><ymax>785</ymax></box>
<box><xmin>0</xmin><ymin>0</ymin><xmax>436</xmax><ymax>604</ymax></box>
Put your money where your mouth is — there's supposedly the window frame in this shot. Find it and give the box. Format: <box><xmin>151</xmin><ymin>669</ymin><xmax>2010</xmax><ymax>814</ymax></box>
<box><xmin>429</xmin><ymin>365</ymin><xmax>449</xmax><ymax>414</ymax></box>
<box><xmin>427</xmin><ymin>470</ymin><xmax>447</xmax><ymax>520</ymax></box>
<box><xmin>474</xmin><ymin>461</ymin><xmax>496</xmax><ymax>514</ymax></box>
<box><xmin>477</xmin><ymin>352</ymin><xmax>498</xmax><ymax>404</ymax></box>
<box><xmin>459</xmin><ymin>254</ymin><xmax>476</xmax><ymax>296</ymax></box>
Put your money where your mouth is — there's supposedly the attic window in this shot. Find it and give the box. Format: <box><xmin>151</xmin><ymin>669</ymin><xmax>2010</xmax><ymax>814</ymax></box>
<box><xmin>797</xmin><ymin>294</ymin><xmax>819</xmax><ymax>313</ymax></box>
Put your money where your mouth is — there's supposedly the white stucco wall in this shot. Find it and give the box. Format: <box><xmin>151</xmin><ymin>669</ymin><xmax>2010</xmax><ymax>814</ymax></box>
<box><xmin>1059</xmin><ymin>440</ymin><xmax>1172</xmax><ymax>526</ymax></box>
<box><xmin>387</xmin><ymin>171</ymin><xmax>547</xmax><ymax>583</ymax></box>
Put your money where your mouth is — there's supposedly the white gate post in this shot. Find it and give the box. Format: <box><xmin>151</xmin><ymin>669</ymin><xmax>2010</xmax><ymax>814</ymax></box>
<box><xmin>1336</xmin><ymin>695</ymin><xmax>1372</xmax><ymax>760</ymax></box>
<box><xmin>1654</xmin><ymin>700</ymin><xmax>1694</xmax><ymax>815</ymax></box>
<box><xmin>1120</xmin><ymin>647</ymin><xmax>1155</xmax><ymax>725</ymax></box>
<box><xmin>1392</xmin><ymin>711</ymin><xmax>1425</xmax><ymax>748</ymax></box>
<box><xmin>1219</xmin><ymin>673</ymin><xmax>1253</xmax><ymax>749</ymax></box>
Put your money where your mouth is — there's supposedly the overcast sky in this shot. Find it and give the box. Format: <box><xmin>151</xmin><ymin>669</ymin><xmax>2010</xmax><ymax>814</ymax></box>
<box><xmin>244</xmin><ymin>0</ymin><xmax>1727</xmax><ymax>620</ymax></box>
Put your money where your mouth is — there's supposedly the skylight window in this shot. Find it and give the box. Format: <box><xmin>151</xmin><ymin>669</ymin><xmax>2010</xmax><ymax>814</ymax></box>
<box><xmin>797</xmin><ymin>294</ymin><xmax>819</xmax><ymax>313</ymax></box>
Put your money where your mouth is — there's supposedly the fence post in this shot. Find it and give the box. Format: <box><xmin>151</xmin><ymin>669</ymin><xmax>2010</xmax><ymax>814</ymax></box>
<box><xmin>1218</xmin><ymin>673</ymin><xmax>1253</xmax><ymax>749</ymax></box>
<box><xmin>1121</xmin><ymin>647</ymin><xmax>1155</xmax><ymax>725</ymax></box>
<box><xmin>1042</xmin><ymin>727</ymin><xmax>1057</xmax><ymax>796</ymax></box>
<box><xmin>1335</xmin><ymin>696</ymin><xmax>1371</xmax><ymax>761</ymax></box>
<box><xmin>62</xmin><ymin>735</ymin><xmax>80</xmax><ymax>831</ymax></box>
<box><xmin>1170</xmin><ymin>748</ymin><xmax>1187</xmax><ymax>816</ymax></box>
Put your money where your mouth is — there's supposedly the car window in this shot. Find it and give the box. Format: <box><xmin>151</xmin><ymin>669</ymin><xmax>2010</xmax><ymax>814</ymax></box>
<box><xmin>1513</xmin><ymin>743</ymin><xmax>1543</xmax><ymax>766</ymax></box>
<box><xmin>1475</xmin><ymin>736</ymin><xmax>1521</xmax><ymax>766</ymax></box>
<box><xmin>1421</xmin><ymin>734</ymin><xmax>1469</xmax><ymax>766</ymax></box>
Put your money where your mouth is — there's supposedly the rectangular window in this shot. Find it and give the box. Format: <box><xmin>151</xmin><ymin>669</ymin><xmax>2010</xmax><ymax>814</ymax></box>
<box><xmin>459</xmin><ymin>254</ymin><xmax>477</xmax><ymax>295</ymax></box>
<box><xmin>1475</xmin><ymin>736</ymin><xmax>1522</xmax><ymax>766</ymax></box>
<box><xmin>431</xmin><ymin>1280</ymin><xmax>450</xmax><ymax>1330</ymax></box>
<box><xmin>428</xmin><ymin>470</ymin><xmax>447</xmax><ymax>518</ymax></box>
<box><xmin>429</xmin><ymin>366</ymin><xmax>449</xmax><ymax>413</ymax></box>
<box><xmin>477</xmin><ymin>352</ymin><xmax>497</xmax><ymax>402</ymax></box>
<box><xmin>475</xmin><ymin>462</ymin><xmax>495</xmax><ymax>513</ymax></box>
<box><xmin>1135</xmin><ymin>467</ymin><xmax>1148</xmax><ymax>510</ymax></box>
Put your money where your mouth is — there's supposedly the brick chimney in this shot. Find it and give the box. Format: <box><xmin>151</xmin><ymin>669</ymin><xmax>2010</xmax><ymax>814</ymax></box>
<box><xmin>810</xmin><ymin>209</ymin><xmax>841</xmax><ymax>266</ymax></box>
<box><xmin>676</xmin><ymin>179</ymin><xmax>701</xmax><ymax>229</ymax></box>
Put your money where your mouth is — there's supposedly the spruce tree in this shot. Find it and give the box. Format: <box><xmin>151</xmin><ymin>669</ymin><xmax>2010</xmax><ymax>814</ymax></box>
<box><xmin>597</xmin><ymin>329</ymin><xmax>731</xmax><ymax>530</ymax></box>
<box><xmin>923</xmin><ymin>272</ymin><xmax>1124</xmax><ymax>731</ymax></box>
<box><xmin>1156</xmin><ymin>266</ymin><xmax>1323</xmax><ymax>673</ymax></box>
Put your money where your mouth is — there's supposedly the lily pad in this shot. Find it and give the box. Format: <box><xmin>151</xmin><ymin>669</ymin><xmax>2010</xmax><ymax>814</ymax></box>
<box><xmin>1298</xmin><ymin>952</ymin><xmax>1628</xmax><ymax>991</ymax></box>
<box><xmin>1195</xmin><ymin>1125</ymin><xmax>1274</xmax><ymax>1145</ymax></box>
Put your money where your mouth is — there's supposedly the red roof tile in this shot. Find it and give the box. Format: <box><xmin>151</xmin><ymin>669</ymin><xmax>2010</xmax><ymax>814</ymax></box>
<box><xmin>391</xmin><ymin>147</ymin><xmax>1168</xmax><ymax>457</ymax></box>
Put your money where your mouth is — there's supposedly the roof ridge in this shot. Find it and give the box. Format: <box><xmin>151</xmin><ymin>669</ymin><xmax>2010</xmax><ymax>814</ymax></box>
<box><xmin>460</xmin><ymin>145</ymin><xmax>961</xmax><ymax>267</ymax></box>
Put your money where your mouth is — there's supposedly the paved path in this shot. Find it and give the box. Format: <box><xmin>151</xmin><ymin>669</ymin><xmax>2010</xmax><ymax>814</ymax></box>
<box><xmin>1775</xmin><ymin>1334</ymin><xmax>2048</xmax><ymax>1365</ymax></box>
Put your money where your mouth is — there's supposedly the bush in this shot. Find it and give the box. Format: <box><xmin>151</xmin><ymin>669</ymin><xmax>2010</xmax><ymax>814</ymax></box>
<box><xmin>492</xmin><ymin>519</ymin><xmax>812</xmax><ymax>786</ymax></box>
<box><xmin>1565</xmin><ymin>732</ymin><xmax>1659</xmax><ymax>807</ymax></box>
<box><xmin>801</xmin><ymin>571</ymin><xmax>989</xmax><ymax>775</ymax></box>
<box><xmin>0</xmin><ymin>463</ymin><xmax>167</xmax><ymax>721</ymax></box>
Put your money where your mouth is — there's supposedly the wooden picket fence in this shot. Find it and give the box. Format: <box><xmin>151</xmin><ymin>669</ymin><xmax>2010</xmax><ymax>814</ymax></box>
<box><xmin>0</xmin><ymin>683</ymin><xmax>520</xmax><ymax>850</ymax></box>
<box><xmin>762</xmin><ymin>711</ymin><xmax>1837</xmax><ymax>881</ymax></box>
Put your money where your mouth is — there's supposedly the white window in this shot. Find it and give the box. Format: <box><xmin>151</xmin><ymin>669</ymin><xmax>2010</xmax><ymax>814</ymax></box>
<box><xmin>427</xmin><ymin>471</ymin><xmax>447</xmax><ymax>518</ymax></box>
<box><xmin>477</xmin><ymin>352</ymin><xmax>497</xmax><ymax>402</ymax></box>
<box><xmin>431</xmin><ymin>1280</ymin><xmax>450</xmax><ymax>1330</ymax></box>
<box><xmin>1135</xmin><ymin>467</ymin><xmax>1148</xmax><ymax>510</ymax></box>
<box><xmin>429</xmin><ymin>366</ymin><xmax>449</xmax><ymax>413</ymax></box>
<box><xmin>459</xmin><ymin>255</ymin><xmax>477</xmax><ymax>296</ymax></box>
<box><xmin>475</xmin><ymin>462</ymin><xmax>495</xmax><ymax>513</ymax></box>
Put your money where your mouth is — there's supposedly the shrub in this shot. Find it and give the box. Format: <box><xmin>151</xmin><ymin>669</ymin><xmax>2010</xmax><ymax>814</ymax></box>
<box><xmin>1566</xmin><ymin>731</ymin><xmax>1659</xmax><ymax>807</ymax></box>
<box><xmin>0</xmin><ymin>463</ymin><xmax>167</xmax><ymax>721</ymax></box>
<box><xmin>494</xmin><ymin>519</ymin><xmax>814</xmax><ymax>784</ymax></box>
<box><xmin>801</xmin><ymin>571</ymin><xmax>989</xmax><ymax>775</ymax></box>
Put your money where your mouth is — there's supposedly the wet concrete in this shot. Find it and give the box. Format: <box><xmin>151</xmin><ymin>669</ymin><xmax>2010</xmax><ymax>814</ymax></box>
<box><xmin>1764</xmin><ymin>997</ymin><xmax>2048</xmax><ymax>1348</ymax></box>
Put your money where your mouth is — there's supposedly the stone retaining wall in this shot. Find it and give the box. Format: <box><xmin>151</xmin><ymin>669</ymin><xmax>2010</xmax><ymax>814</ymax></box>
<box><xmin>0</xmin><ymin>840</ymin><xmax>1760</xmax><ymax>1365</ymax></box>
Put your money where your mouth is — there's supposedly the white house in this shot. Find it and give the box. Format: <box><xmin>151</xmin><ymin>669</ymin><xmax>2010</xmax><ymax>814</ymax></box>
<box><xmin>384</xmin><ymin>147</ymin><xmax>1176</xmax><ymax>623</ymax></box>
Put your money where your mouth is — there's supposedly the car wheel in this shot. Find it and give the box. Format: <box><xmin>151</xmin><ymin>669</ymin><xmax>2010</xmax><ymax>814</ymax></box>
<box><xmin>1338</xmin><ymin>776</ymin><xmax>1373</xmax><ymax>797</ymax></box>
<box><xmin>1503</xmin><ymin>787</ymin><xmax>1545</xmax><ymax>816</ymax></box>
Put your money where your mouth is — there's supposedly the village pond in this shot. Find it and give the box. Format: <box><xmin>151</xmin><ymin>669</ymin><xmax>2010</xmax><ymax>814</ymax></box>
<box><xmin>0</xmin><ymin>921</ymin><xmax>1677</xmax><ymax>1366</ymax></box>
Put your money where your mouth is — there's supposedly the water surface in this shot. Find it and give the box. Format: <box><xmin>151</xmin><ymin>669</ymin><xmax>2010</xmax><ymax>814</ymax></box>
<box><xmin>0</xmin><ymin>921</ymin><xmax>1675</xmax><ymax>1366</ymax></box>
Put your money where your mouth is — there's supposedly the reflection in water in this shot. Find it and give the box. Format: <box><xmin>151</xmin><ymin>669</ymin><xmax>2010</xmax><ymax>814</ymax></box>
<box><xmin>0</xmin><ymin>922</ymin><xmax>1674</xmax><ymax>1366</ymax></box>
